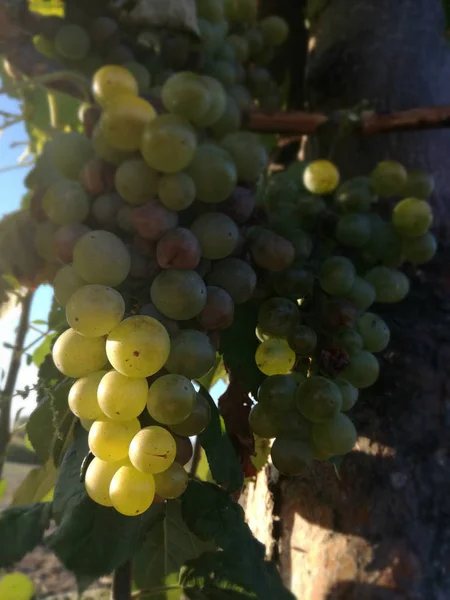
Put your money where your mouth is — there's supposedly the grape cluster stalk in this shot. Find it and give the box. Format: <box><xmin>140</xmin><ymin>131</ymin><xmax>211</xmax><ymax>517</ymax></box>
<box><xmin>23</xmin><ymin>0</ymin><xmax>436</xmax><ymax>511</ymax></box>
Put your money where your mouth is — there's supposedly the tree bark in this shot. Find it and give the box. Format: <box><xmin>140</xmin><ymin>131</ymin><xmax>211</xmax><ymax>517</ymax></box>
<box><xmin>243</xmin><ymin>1</ymin><xmax>450</xmax><ymax>598</ymax></box>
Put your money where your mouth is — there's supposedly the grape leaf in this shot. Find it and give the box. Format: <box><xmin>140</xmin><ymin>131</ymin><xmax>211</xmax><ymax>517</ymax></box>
<box><xmin>198</xmin><ymin>387</ymin><xmax>243</xmax><ymax>493</ymax></box>
<box><xmin>32</xmin><ymin>331</ymin><xmax>58</xmax><ymax>367</ymax></box>
<box><xmin>11</xmin><ymin>460</ymin><xmax>57</xmax><ymax>505</ymax></box>
<box><xmin>0</xmin><ymin>478</ymin><xmax>7</xmax><ymax>500</ymax></box>
<box><xmin>0</xmin><ymin>502</ymin><xmax>52</xmax><ymax>567</ymax></box>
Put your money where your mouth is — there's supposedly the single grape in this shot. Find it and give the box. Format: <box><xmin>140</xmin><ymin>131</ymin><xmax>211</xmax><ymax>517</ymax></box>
<box><xmin>190</xmin><ymin>212</ymin><xmax>239</xmax><ymax>260</ymax></box>
<box><xmin>246</xmin><ymin>27</ymin><xmax>264</xmax><ymax>56</ymax></box>
<box><xmin>165</xmin><ymin>330</ymin><xmax>216</xmax><ymax>379</ymax></box>
<box><xmin>92</xmin><ymin>65</ymin><xmax>138</xmax><ymax>107</ymax></box>
<box><xmin>73</xmin><ymin>230</ymin><xmax>131</xmax><ymax>287</ymax></box>
<box><xmin>92</xmin><ymin>194</ymin><xmax>123</xmax><ymax>231</ymax></box>
<box><xmin>35</xmin><ymin>221</ymin><xmax>59</xmax><ymax>262</ymax></box>
<box><xmin>218</xmin><ymin>186</ymin><xmax>255</xmax><ymax>224</ymax></box>
<box><xmin>319</xmin><ymin>256</ymin><xmax>356</xmax><ymax>296</ymax></box>
<box><xmin>106</xmin><ymin>316</ymin><xmax>170</xmax><ymax>378</ymax></box>
<box><xmin>334</xmin><ymin>378</ymin><xmax>359</xmax><ymax>412</ymax></box>
<box><xmin>197</xmin><ymin>286</ymin><xmax>234</xmax><ymax>330</ymax></box>
<box><xmin>287</xmin><ymin>325</ymin><xmax>317</xmax><ymax>357</ymax></box>
<box><xmin>221</xmin><ymin>131</ymin><xmax>268</xmax><ymax>182</ymax></box>
<box><xmin>89</xmin><ymin>417</ymin><xmax>140</xmax><ymax>461</ymax></box>
<box><xmin>297</xmin><ymin>195</ymin><xmax>327</xmax><ymax>230</ymax></box>
<box><xmin>157</xmin><ymin>227</ymin><xmax>201</xmax><ymax>269</ymax></box>
<box><xmin>334</xmin><ymin>176</ymin><xmax>375</xmax><ymax>212</ymax></box>
<box><xmin>98</xmin><ymin>370</ymin><xmax>148</xmax><ymax>420</ymax></box>
<box><xmin>273</xmin><ymin>267</ymin><xmax>314</xmax><ymax>300</ymax></box>
<box><xmin>402</xmin><ymin>231</ymin><xmax>437</xmax><ymax>264</ymax></box>
<box><xmin>92</xmin><ymin>124</ymin><xmax>135</xmax><ymax>165</ymax></box>
<box><xmin>89</xmin><ymin>16</ymin><xmax>119</xmax><ymax>43</ymax></box>
<box><xmin>402</xmin><ymin>169</ymin><xmax>434</xmax><ymax>199</ymax></box>
<box><xmin>392</xmin><ymin>197</ymin><xmax>433</xmax><ymax>238</ymax></box>
<box><xmin>122</xmin><ymin>61</ymin><xmax>151</xmax><ymax>92</ymax></box>
<box><xmin>303</xmin><ymin>160</ymin><xmax>340</xmax><ymax>195</ymax></box>
<box><xmin>131</xmin><ymin>200</ymin><xmax>179</xmax><ymax>241</ymax></box>
<box><xmin>43</xmin><ymin>180</ymin><xmax>90</xmax><ymax>226</ymax></box>
<box><xmin>115</xmin><ymin>159</ymin><xmax>159</xmax><ymax>206</ymax></box>
<box><xmin>257</xmin><ymin>374</ymin><xmax>297</xmax><ymax>412</ymax></box>
<box><xmin>258</xmin><ymin>297</ymin><xmax>300</xmax><ymax>338</ymax></box>
<box><xmin>226</xmin><ymin>34</ymin><xmax>249</xmax><ymax>62</ymax></box>
<box><xmin>259</xmin><ymin>15</ymin><xmax>289</xmax><ymax>46</ymax></box>
<box><xmin>255</xmin><ymin>339</ymin><xmax>296</xmax><ymax>376</ymax></box>
<box><xmin>356</xmin><ymin>312</ymin><xmax>390</xmax><ymax>353</ymax></box>
<box><xmin>249</xmin><ymin>402</ymin><xmax>280</xmax><ymax>438</ymax></box>
<box><xmin>66</xmin><ymin>285</ymin><xmax>125</xmax><ymax>337</ymax></box>
<box><xmin>296</xmin><ymin>376</ymin><xmax>342</xmax><ymax>423</ymax></box>
<box><xmin>52</xmin><ymin>329</ymin><xmax>107</xmax><ymax>378</ymax></box>
<box><xmin>48</xmin><ymin>131</ymin><xmax>94</xmax><ymax>180</ymax></box>
<box><xmin>169</xmin><ymin>392</ymin><xmax>211</xmax><ymax>436</ymax></box>
<box><xmin>154</xmin><ymin>461</ymin><xmax>188</xmax><ymax>499</ymax></box>
<box><xmin>195</xmin><ymin>75</ymin><xmax>227</xmax><ymax>126</ymax></box>
<box><xmin>68</xmin><ymin>370</ymin><xmax>108</xmax><ymax>420</ymax></box>
<box><xmin>228</xmin><ymin>84</ymin><xmax>253</xmax><ymax>109</ymax></box>
<box><xmin>186</xmin><ymin>143</ymin><xmax>237</xmax><ymax>203</ymax></box>
<box><xmin>312</xmin><ymin>412</ymin><xmax>357</xmax><ymax>456</ymax></box>
<box><xmin>211</xmin><ymin>95</ymin><xmax>241</xmax><ymax>140</ymax></box>
<box><xmin>250</xmin><ymin>229</ymin><xmax>295</xmax><ymax>272</ymax></box>
<box><xmin>339</xmin><ymin>350</ymin><xmax>379</xmax><ymax>388</ymax></box>
<box><xmin>370</xmin><ymin>160</ymin><xmax>407</xmax><ymax>197</ymax></box>
<box><xmin>364</xmin><ymin>266</ymin><xmax>410</xmax><ymax>303</ymax></box>
<box><xmin>162</xmin><ymin>71</ymin><xmax>211</xmax><ymax>122</ymax></box>
<box><xmin>129</xmin><ymin>426</ymin><xmax>176</xmax><ymax>474</ymax></box>
<box><xmin>333</xmin><ymin>329</ymin><xmax>363</xmax><ymax>355</ymax></box>
<box><xmin>174</xmin><ymin>433</ymin><xmax>194</xmax><ymax>465</ymax></box>
<box><xmin>53</xmin><ymin>265</ymin><xmax>87</xmax><ymax>307</ymax></box>
<box><xmin>140</xmin><ymin>302</ymin><xmax>180</xmax><ymax>337</ymax></box>
<box><xmin>85</xmin><ymin>457</ymin><xmax>125</xmax><ymax>507</ymax></box>
<box><xmin>147</xmin><ymin>374</ymin><xmax>196</xmax><ymax>425</ymax></box>
<box><xmin>100</xmin><ymin>95</ymin><xmax>156</xmax><ymax>151</ymax></box>
<box><xmin>287</xmin><ymin>229</ymin><xmax>313</xmax><ymax>262</ymax></box>
<box><xmin>151</xmin><ymin>269</ymin><xmax>207</xmax><ymax>320</ymax></box>
<box><xmin>320</xmin><ymin>298</ymin><xmax>357</xmax><ymax>331</ymax></box>
<box><xmin>206</xmin><ymin>257</ymin><xmax>257</xmax><ymax>304</ymax></box>
<box><xmin>53</xmin><ymin>223</ymin><xmax>91</xmax><ymax>263</ymax></box>
<box><xmin>117</xmin><ymin>205</ymin><xmax>136</xmax><ymax>234</ymax></box>
<box><xmin>197</xmin><ymin>0</ymin><xmax>224</xmax><ymax>23</ymax></box>
<box><xmin>158</xmin><ymin>172</ymin><xmax>196</xmax><ymax>211</ymax></box>
<box><xmin>271</xmin><ymin>437</ymin><xmax>313</xmax><ymax>475</ymax></box>
<box><xmin>336</xmin><ymin>214</ymin><xmax>372</xmax><ymax>248</ymax></box>
<box><xmin>110</xmin><ymin>465</ymin><xmax>155</xmax><ymax>515</ymax></box>
<box><xmin>0</xmin><ymin>573</ymin><xmax>35</xmax><ymax>600</ymax></box>
<box><xmin>344</xmin><ymin>277</ymin><xmax>376</xmax><ymax>311</ymax></box>
<box><xmin>55</xmin><ymin>24</ymin><xmax>90</xmax><ymax>60</ymax></box>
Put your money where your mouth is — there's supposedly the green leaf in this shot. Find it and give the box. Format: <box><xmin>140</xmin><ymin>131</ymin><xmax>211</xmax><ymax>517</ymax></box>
<box><xmin>134</xmin><ymin>501</ymin><xmax>210</xmax><ymax>599</ymax></box>
<box><xmin>48</xmin><ymin>299</ymin><xmax>65</xmax><ymax>331</ymax></box>
<box><xmin>0</xmin><ymin>478</ymin><xmax>7</xmax><ymax>500</ymax></box>
<box><xmin>198</xmin><ymin>387</ymin><xmax>243</xmax><ymax>493</ymax></box>
<box><xmin>219</xmin><ymin>302</ymin><xmax>264</xmax><ymax>398</ymax></box>
<box><xmin>197</xmin><ymin>356</ymin><xmax>226</xmax><ymax>391</ymax></box>
<box><xmin>32</xmin><ymin>331</ymin><xmax>58</xmax><ymax>367</ymax></box>
<box><xmin>11</xmin><ymin>460</ymin><xmax>57</xmax><ymax>505</ymax></box>
<box><xmin>0</xmin><ymin>503</ymin><xmax>52</xmax><ymax>567</ymax></box>
<box><xmin>194</xmin><ymin>448</ymin><xmax>213</xmax><ymax>483</ymax></box>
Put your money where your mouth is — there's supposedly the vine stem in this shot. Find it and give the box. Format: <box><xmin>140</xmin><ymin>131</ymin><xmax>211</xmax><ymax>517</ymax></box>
<box><xmin>111</xmin><ymin>560</ymin><xmax>132</xmax><ymax>600</ymax></box>
<box><xmin>0</xmin><ymin>290</ymin><xmax>34</xmax><ymax>479</ymax></box>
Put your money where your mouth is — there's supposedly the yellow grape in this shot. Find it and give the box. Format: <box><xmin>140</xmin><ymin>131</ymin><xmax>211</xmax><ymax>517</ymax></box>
<box><xmin>52</xmin><ymin>329</ymin><xmax>107</xmax><ymax>378</ymax></box>
<box><xmin>97</xmin><ymin>370</ymin><xmax>148</xmax><ymax>420</ymax></box>
<box><xmin>106</xmin><ymin>316</ymin><xmax>170</xmax><ymax>378</ymax></box>
<box><xmin>109</xmin><ymin>465</ymin><xmax>155</xmax><ymax>516</ymax></box>
<box><xmin>88</xmin><ymin>417</ymin><xmax>140</xmax><ymax>461</ymax></box>
<box><xmin>84</xmin><ymin>456</ymin><xmax>126</xmax><ymax>506</ymax></box>
<box><xmin>129</xmin><ymin>426</ymin><xmax>176</xmax><ymax>474</ymax></box>
<box><xmin>92</xmin><ymin>65</ymin><xmax>138</xmax><ymax>107</ymax></box>
<box><xmin>154</xmin><ymin>461</ymin><xmax>188</xmax><ymax>499</ymax></box>
<box><xmin>0</xmin><ymin>573</ymin><xmax>35</xmax><ymax>600</ymax></box>
<box><xmin>66</xmin><ymin>285</ymin><xmax>125</xmax><ymax>337</ymax></box>
<box><xmin>80</xmin><ymin>418</ymin><xmax>95</xmax><ymax>431</ymax></box>
<box><xmin>255</xmin><ymin>338</ymin><xmax>296</xmax><ymax>376</ymax></box>
<box><xmin>303</xmin><ymin>159</ymin><xmax>340</xmax><ymax>195</ymax></box>
<box><xmin>53</xmin><ymin>264</ymin><xmax>87</xmax><ymax>307</ymax></box>
<box><xmin>100</xmin><ymin>94</ymin><xmax>156</xmax><ymax>151</ymax></box>
<box><xmin>68</xmin><ymin>370</ymin><xmax>108</xmax><ymax>419</ymax></box>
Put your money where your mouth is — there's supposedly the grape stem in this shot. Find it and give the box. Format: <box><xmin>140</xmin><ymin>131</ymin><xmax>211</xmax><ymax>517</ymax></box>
<box><xmin>111</xmin><ymin>560</ymin><xmax>132</xmax><ymax>600</ymax></box>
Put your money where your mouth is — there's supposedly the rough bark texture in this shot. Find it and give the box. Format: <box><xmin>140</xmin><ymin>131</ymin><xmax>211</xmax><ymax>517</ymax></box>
<box><xmin>243</xmin><ymin>1</ymin><xmax>450</xmax><ymax>599</ymax></box>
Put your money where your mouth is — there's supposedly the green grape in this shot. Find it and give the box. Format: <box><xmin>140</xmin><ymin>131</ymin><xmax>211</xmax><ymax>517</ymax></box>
<box><xmin>110</xmin><ymin>465</ymin><xmax>155</xmax><ymax>515</ymax></box>
<box><xmin>370</xmin><ymin>160</ymin><xmax>407</xmax><ymax>197</ymax></box>
<box><xmin>402</xmin><ymin>169</ymin><xmax>434</xmax><ymax>199</ymax></box>
<box><xmin>356</xmin><ymin>312</ymin><xmax>390</xmax><ymax>353</ymax></box>
<box><xmin>336</xmin><ymin>214</ymin><xmax>372</xmax><ymax>248</ymax></box>
<box><xmin>271</xmin><ymin>437</ymin><xmax>313</xmax><ymax>475</ymax></box>
<box><xmin>361</xmin><ymin>215</ymin><xmax>398</xmax><ymax>264</ymax></box>
<box><xmin>169</xmin><ymin>392</ymin><xmax>211</xmax><ymax>436</ymax></box>
<box><xmin>206</xmin><ymin>257</ymin><xmax>257</xmax><ymax>304</ymax></box>
<box><xmin>287</xmin><ymin>325</ymin><xmax>317</xmax><ymax>357</ymax></box>
<box><xmin>333</xmin><ymin>329</ymin><xmax>363</xmax><ymax>355</ymax></box>
<box><xmin>228</xmin><ymin>84</ymin><xmax>253</xmax><ymax>109</ymax></box>
<box><xmin>344</xmin><ymin>277</ymin><xmax>376</xmax><ymax>311</ymax></box>
<box><xmin>122</xmin><ymin>61</ymin><xmax>151</xmax><ymax>91</ymax></box>
<box><xmin>97</xmin><ymin>370</ymin><xmax>148</xmax><ymax>420</ymax></box>
<box><xmin>286</xmin><ymin>229</ymin><xmax>313</xmax><ymax>262</ymax></box>
<box><xmin>195</xmin><ymin>75</ymin><xmax>227</xmax><ymax>126</ymax></box>
<box><xmin>73</xmin><ymin>230</ymin><xmax>131</xmax><ymax>287</ymax></box>
<box><xmin>53</xmin><ymin>329</ymin><xmax>107</xmax><ymax>378</ymax></box>
<box><xmin>255</xmin><ymin>339</ymin><xmax>296</xmax><ymax>376</ymax></box>
<box><xmin>312</xmin><ymin>413</ymin><xmax>357</xmax><ymax>457</ymax></box>
<box><xmin>340</xmin><ymin>350</ymin><xmax>379</xmax><ymax>388</ymax></box>
<box><xmin>249</xmin><ymin>402</ymin><xmax>280</xmax><ymax>438</ymax></box>
<box><xmin>158</xmin><ymin>172</ymin><xmax>196</xmax><ymax>211</ymax></box>
<box><xmin>250</xmin><ymin>229</ymin><xmax>295</xmax><ymax>272</ymax></box>
<box><xmin>35</xmin><ymin>220</ymin><xmax>58</xmax><ymax>262</ymax></box>
<box><xmin>101</xmin><ymin>95</ymin><xmax>157</xmax><ymax>151</ymax></box>
<box><xmin>115</xmin><ymin>159</ymin><xmax>159</xmax><ymax>206</ymax></box>
<box><xmin>198</xmin><ymin>18</ymin><xmax>225</xmax><ymax>53</ymax></box>
<box><xmin>186</xmin><ymin>143</ymin><xmax>237</xmax><ymax>203</ymax></box>
<box><xmin>151</xmin><ymin>270</ymin><xmax>207</xmax><ymax>320</ymax></box>
<box><xmin>53</xmin><ymin>265</ymin><xmax>87</xmax><ymax>307</ymax></box>
<box><xmin>129</xmin><ymin>426</ymin><xmax>176</xmax><ymax>474</ymax></box>
<box><xmin>263</xmin><ymin>171</ymin><xmax>302</xmax><ymax>210</ymax></box>
<box><xmin>68</xmin><ymin>370</ymin><xmax>107</xmax><ymax>420</ymax></box>
<box><xmin>85</xmin><ymin>457</ymin><xmax>126</xmax><ymax>507</ymax></box>
<box><xmin>197</xmin><ymin>0</ymin><xmax>225</xmax><ymax>23</ymax></box>
<box><xmin>66</xmin><ymin>285</ymin><xmax>125</xmax><ymax>337</ymax></box>
<box><xmin>319</xmin><ymin>256</ymin><xmax>355</xmax><ymax>296</ymax></box>
<box><xmin>246</xmin><ymin>27</ymin><xmax>264</xmax><ymax>56</ymax></box>
<box><xmin>364</xmin><ymin>266</ymin><xmax>410</xmax><ymax>303</ymax></box>
<box><xmin>165</xmin><ymin>330</ymin><xmax>216</xmax><ymax>379</ymax></box>
<box><xmin>106</xmin><ymin>316</ymin><xmax>170</xmax><ymax>378</ymax></box>
<box><xmin>259</xmin><ymin>15</ymin><xmax>289</xmax><ymax>46</ymax></box>
<box><xmin>43</xmin><ymin>180</ymin><xmax>90</xmax><ymax>226</ymax></box>
<box><xmin>258</xmin><ymin>297</ymin><xmax>300</xmax><ymax>338</ymax></box>
<box><xmin>106</xmin><ymin>44</ymin><xmax>135</xmax><ymax>64</ymax></box>
<box><xmin>190</xmin><ymin>212</ymin><xmax>239</xmax><ymax>259</ymax></box>
<box><xmin>33</xmin><ymin>34</ymin><xmax>57</xmax><ymax>58</ymax></box>
<box><xmin>257</xmin><ymin>374</ymin><xmax>297</xmax><ymax>412</ymax></box>
<box><xmin>92</xmin><ymin>65</ymin><xmax>138</xmax><ymax>108</ymax></box>
<box><xmin>402</xmin><ymin>231</ymin><xmax>437</xmax><ymax>264</ymax></box>
<box><xmin>277</xmin><ymin>409</ymin><xmax>312</xmax><ymax>440</ymax></box>
<box><xmin>221</xmin><ymin>131</ymin><xmax>268</xmax><ymax>182</ymax></box>
<box><xmin>273</xmin><ymin>267</ymin><xmax>314</xmax><ymax>300</ymax></box>
<box><xmin>48</xmin><ymin>131</ymin><xmax>94</xmax><ymax>180</ymax></box>
<box><xmin>154</xmin><ymin>461</ymin><xmax>188</xmax><ymax>499</ymax></box>
<box><xmin>197</xmin><ymin>285</ymin><xmax>234</xmax><ymax>330</ymax></box>
<box><xmin>247</xmin><ymin>66</ymin><xmax>272</xmax><ymax>96</ymax></box>
<box><xmin>92</xmin><ymin>194</ymin><xmax>123</xmax><ymax>230</ymax></box>
<box><xmin>55</xmin><ymin>24</ymin><xmax>90</xmax><ymax>60</ymax></box>
<box><xmin>89</xmin><ymin>417</ymin><xmax>140</xmax><ymax>461</ymax></box>
<box><xmin>392</xmin><ymin>197</ymin><xmax>433</xmax><ymax>237</ymax></box>
<box><xmin>296</xmin><ymin>195</ymin><xmax>327</xmax><ymax>230</ymax></box>
<box><xmin>334</xmin><ymin>378</ymin><xmax>359</xmax><ymax>412</ymax></box>
<box><xmin>303</xmin><ymin>160</ymin><xmax>340</xmax><ymax>195</ymax></box>
<box><xmin>92</xmin><ymin>124</ymin><xmax>135</xmax><ymax>165</ymax></box>
<box><xmin>90</xmin><ymin>16</ymin><xmax>119</xmax><ymax>43</ymax></box>
<box><xmin>334</xmin><ymin>176</ymin><xmax>375</xmax><ymax>212</ymax></box>
<box><xmin>162</xmin><ymin>71</ymin><xmax>212</xmax><ymax>122</ymax></box>
<box><xmin>147</xmin><ymin>374</ymin><xmax>196</xmax><ymax>425</ymax></box>
<box><xmin>211</xmin><ymin>95</ymin><xmax>241</xmax><ymax>140</ymax></box>
<box><xmin>296</xmin><ymin>376</ymin><xmax>342</xmax><ymax>423</ymax></box>
<box><xmin>117</xmin><ymin>205</ymin><xmax>136</xmax><ymax>234</ymax></box>
<box><xmin>206</xmin><ymin>59</ymin><xmax>236</xmax><ymax>88</ymax></box>
<box><xmin>0</xmin><ymin>573</ymin><xmax>35</xmax><ymax>600</ymax></box>
<box><xmin>141</xmin><ymin>113</ymin><xmax>197</xmax><ymax>173</ymax></box>
<box><xmin>226</xmin><ymin>34</ymin><xmax>249</xmax><ymax>62</ymax></box>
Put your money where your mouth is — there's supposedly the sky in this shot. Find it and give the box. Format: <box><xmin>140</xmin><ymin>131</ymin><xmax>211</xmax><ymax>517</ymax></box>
<box><xmin>0</xmin><ymin>94</ymin><xmax>53</xmax><ymax>423</ymax></box>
